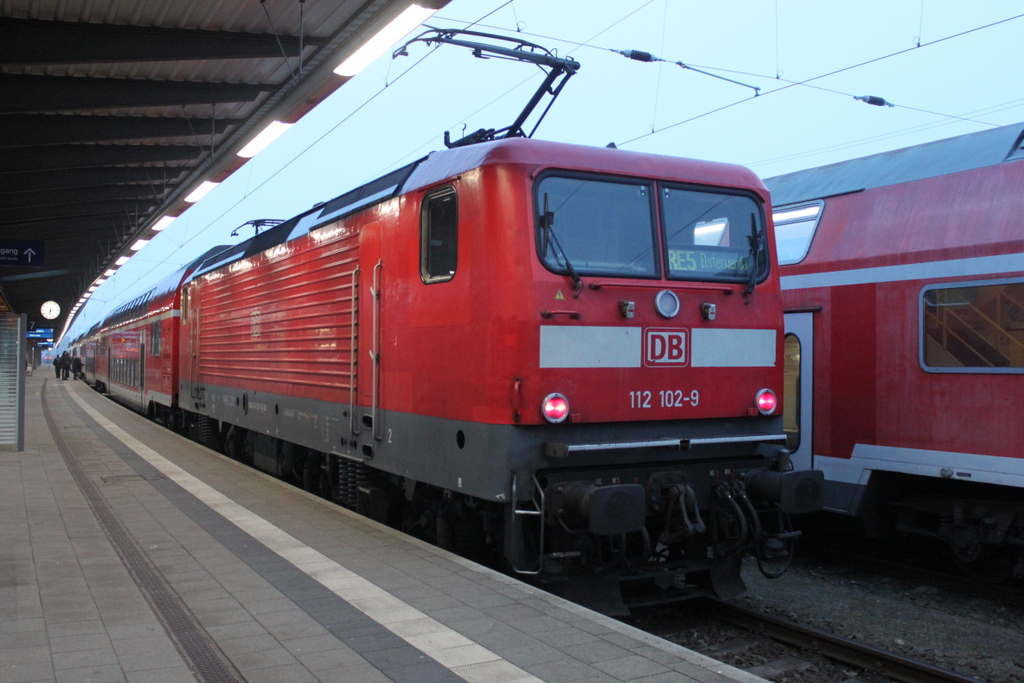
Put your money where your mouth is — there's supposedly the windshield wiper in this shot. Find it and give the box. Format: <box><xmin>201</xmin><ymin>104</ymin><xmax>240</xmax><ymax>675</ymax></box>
<box><xmin>541</xmin><ymin>193</ymin><xmax>583</xmax><ymax>296</ymax></box>
<box><xmin>744</xmin><ymin>214</ymin><xmax>764</xmax><ymax>298</ymax></box>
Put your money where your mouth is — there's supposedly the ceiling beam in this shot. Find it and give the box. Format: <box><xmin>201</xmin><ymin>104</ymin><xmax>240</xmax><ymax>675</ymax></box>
<box><xmin>0</xmin><ymin>214</ymin><xmax>143</xmax><ymax>241</ymax></box>
<box><xmin>0</xmin><ymin>115</ymin><xmax>238</xmax><ymax>148</ymax></box>
<box><xmin>0</xmin><ymin>74</ymin><xmax>271</xmax><ymax>114</ymax></box>
<box><xmin>0</xmin><ymin>200</ymin><xmax>158</xmax><ymax>227</ymax></box>
<box><xmin>0</xmin><ymin>144</ymin><xmax>202</xmax><ymax>174</ymax></box>
<box><xmin>0</xmin><ymin>269</ymin><xmax>75</xmax><ymax>283</ymax></box>
<box><xmin>0</xmin><ymin>17</ymin><xmax>329</xmax><ymax>65</ymax></box>
<box><xmin>0</xmin><ymin>185</ymin><xmax>169</xmax><ymax>211</ymax></box>
<box><xmin>0</xmin><ymin>166</ymin><xmax>188</xmax><ymax>193</ymax></box>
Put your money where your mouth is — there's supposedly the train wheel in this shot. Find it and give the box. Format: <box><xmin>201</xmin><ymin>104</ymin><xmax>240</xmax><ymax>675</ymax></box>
<box><xmin>223</xmin><ymin>426</ymin><xmax>251</xmax><ymax>465</ymax></box>
<box><xmin>302</xmin><ymin>456</ymin><xmax>328</xmax><ymax>498</ymax></box>
<box><xmin>953</xmin><ymin>546</ymin><xmax>1017</xmax><ymax>584</ymax></box>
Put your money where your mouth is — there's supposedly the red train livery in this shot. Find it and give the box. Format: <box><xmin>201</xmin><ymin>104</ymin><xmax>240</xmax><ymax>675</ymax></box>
<box><xmin>768</xmin><ymin>123</ymin><xmax>1024</xmax><ymax>581</ymax></box>
<box><xmin>77</xmin><ymin>137</ymin><xmax>822</xmax><ymax>612</ymax></box>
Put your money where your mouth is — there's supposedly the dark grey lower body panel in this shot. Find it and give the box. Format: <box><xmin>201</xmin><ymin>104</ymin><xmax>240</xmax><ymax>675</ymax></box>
<box><xmin>187</xmin><ymin>381</ymin><xmax>785</xmax><ymax>503</ymax></box>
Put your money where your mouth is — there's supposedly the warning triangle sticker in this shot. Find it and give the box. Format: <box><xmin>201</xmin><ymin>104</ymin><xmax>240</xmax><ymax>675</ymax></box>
<box><xmin>554</xmin><ymin>290</ymin><xmax>565</xmax><ymax>300</ymax></box>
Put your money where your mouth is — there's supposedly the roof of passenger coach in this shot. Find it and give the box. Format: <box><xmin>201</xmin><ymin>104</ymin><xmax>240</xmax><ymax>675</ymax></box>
<box><xmin>99</xmin><ymin>245</ymin><xmax>229</xmax><ymax>332</ymax></box>
<box><xmin>765</xmin><ymin>122</ymin><xmax>1024</xmax><ymax>207</ymax></box>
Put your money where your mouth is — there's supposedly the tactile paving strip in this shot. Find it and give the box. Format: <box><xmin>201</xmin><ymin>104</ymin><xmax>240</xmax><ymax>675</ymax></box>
<box><xmin>42</xmin><ymin>380</ymin><xmax>243</xmax><ymax>683</ymax></box>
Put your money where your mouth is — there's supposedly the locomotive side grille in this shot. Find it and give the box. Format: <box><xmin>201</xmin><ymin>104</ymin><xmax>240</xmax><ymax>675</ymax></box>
<box><xmin>195</xmin><ymin>221</ymin><xmax>360</xmax><ymax>400</ymax></box>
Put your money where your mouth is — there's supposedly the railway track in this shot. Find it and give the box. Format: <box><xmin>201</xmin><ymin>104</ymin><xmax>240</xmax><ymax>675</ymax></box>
<box><xmin>705</xmin><ymin>599</ymin><xmax>984</xmax><ymax>683</ymax></box>
<box><xmin>640</xmin><ymin>597</ymin><xmax>987</xmax><ymax>683</ymax></box>
<box><xmin>798</xmin><ymin>537</ymin><xmax>1024</xmax><ymax>610</ymax></box>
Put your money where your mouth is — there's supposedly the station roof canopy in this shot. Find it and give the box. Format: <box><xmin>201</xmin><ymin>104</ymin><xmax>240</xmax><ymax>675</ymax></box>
<box><xmin>0</xmin><ymin>0</ymin><xmax>447</xmax><ymax>333</ymax></box>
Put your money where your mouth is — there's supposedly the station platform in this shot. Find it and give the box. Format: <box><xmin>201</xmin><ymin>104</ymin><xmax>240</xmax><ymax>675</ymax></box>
<box><xmin>0</xmin><ymin>374</ymin><xmax>768</xmax><ymax>683</ymax></box>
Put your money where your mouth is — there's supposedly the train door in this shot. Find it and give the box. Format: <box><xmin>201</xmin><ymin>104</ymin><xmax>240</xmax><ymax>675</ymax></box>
<box><xmin>358</xmin><ymin>220</ymin><xmax>381</xmax><ymax>441</ymax></box>
<box><xmin>183</xmin><ymin>283</ymin><xmax>203</xmax><ymax>410</ymax></box>
<box><xmin>139</xmin><ymin>329</ymin><xmax>146</xmax><ymax>397</ymax></box>
<box><xmin>783</xmin><ymin>312</ymin><xmax>814</xmax><ymax>471</ymax></box>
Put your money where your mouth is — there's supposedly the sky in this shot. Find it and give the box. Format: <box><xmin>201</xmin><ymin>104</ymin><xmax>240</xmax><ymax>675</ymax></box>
<box><xmin>59</xmin><ymin>0</ymin><xmax>1024</xmax><ymax>345</ymax></box>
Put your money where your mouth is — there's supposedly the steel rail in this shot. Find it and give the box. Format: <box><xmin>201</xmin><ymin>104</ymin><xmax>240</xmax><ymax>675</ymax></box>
<box><xmin>805</xmin><ymin>543</ymin><xmax>1024</xmax><ymax>610</ymax></box>
<box><xmin>706</xmin><ymin>599</ymin><xmax>983</xmax><ymax>683</ymax></box>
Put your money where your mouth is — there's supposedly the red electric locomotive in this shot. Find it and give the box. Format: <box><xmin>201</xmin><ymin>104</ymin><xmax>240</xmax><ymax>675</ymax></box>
<box><xmin>158</xmin><ymin>136</ymin><xmax>819</xmax><ymax>612</ymax></box>
<box><xmin>768</xmin><ymin>122</ymin><xmax>1024</xmax><ymax>581</ymax></box>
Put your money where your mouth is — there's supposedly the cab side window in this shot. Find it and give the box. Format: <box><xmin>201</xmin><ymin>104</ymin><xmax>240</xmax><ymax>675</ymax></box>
<box><xmin>421</xmin><ymin>186</ymin><xmax>458</xmax><ymax>283</ymax></box>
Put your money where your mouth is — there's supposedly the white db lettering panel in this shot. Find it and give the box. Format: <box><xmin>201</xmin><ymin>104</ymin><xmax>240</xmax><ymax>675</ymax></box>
<box><xmin>539</xmin><ymin>326</ymin><xmax>641</xmax><ymax>368</ymax></box>
<box><xmin>690</xmin><ymin>328</ymin><xmax>776</xmax><ymax>367</ymax></box>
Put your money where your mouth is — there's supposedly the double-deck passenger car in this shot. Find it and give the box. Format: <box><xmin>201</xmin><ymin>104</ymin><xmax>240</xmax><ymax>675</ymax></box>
<box><xmin>770</xmin><ymin>123</ymin><xmax>1024</xmax><ymax>581</ymax></box>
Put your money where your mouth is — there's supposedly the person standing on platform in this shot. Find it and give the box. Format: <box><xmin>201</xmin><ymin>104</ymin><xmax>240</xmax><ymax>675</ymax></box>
<box><xmin>53</xmin><ymin>355</ymin><xmax>61</xmax><ymax>379</ymax></box>
<box><xmin>71</xmin><ymin>354</ymin><xmax>82</xmax><ymax>380</ymax></box>
<box><xmin>60</xmin><ymin>351</ymin><xmax>71</xmax><ymax>380</ymax></box>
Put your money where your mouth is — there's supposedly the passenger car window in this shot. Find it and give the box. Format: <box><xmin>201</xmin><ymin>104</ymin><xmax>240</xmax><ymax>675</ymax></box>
<box><xmin>772</xmin><ymin>202</ymin><xmax>823</xmax><ymax>265</ymax></box>
<box><xmin>922</xmin><ymin>280</ymin><xmax>1024</xmax><ymax>372</ymax></box>
<box><xmin>783</xmin><ymin>334</ymin><xmax>801</xmax><ymax>451</ymax></box>
<box><xmin>421</xmin><ymin>187</ymin><xmax>458</xmax><ymax>283</ymax></box>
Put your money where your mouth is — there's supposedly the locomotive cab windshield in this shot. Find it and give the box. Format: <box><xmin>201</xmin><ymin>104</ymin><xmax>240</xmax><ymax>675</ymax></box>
<box><xmin>534</xmin><ymin>173</ymin><xmax>768</xmax><ymax>285</ymax></box>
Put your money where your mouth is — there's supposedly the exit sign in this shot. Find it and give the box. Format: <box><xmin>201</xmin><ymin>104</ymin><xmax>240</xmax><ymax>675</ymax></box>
<box><xmin>0</xmin><ymin>240</ymin><xmax>45</xmax><ymax>266</ymax></box>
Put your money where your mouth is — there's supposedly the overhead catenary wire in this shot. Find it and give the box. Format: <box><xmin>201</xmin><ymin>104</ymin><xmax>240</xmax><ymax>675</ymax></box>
<box><xmin>613</xmin><ymin>10</ymin><xmax>1024</xmax><ymax>147</ymax></box>
<box><xmin>63</xmin><ymin>0</ymin><xmax>525</xmax><ymax>341</ymax></box>
<box><xmin>749</xmin><ymin>96</ymin><xmax>1024</xmax><ymax>170</ymax></box>
<box><xmin>615</xmin><ymin>49</ymin><xmax>761</xmax><ymax>95</ymax></box>
<box><xmin>60</xmin><ymin>4</ymin><xmax>1024</xmax><ymax>342</ymax></box>
<box><xmin>449</xmin><ymin>11</ymin><xmax>1024</xmax><ymax>145</ymax></box>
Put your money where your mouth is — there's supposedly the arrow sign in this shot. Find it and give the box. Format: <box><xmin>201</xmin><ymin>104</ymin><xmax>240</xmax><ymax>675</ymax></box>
<box><xmin>0</xmin><ymin>240</ymin><xmax>46</xmax><ymax>266</ymax></box>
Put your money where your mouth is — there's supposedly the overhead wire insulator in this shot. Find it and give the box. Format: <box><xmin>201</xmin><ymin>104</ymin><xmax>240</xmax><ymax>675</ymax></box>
<box><xmin>618</xmin><ymin>49</ymin><xmax>659</xmax><ymax>63</ymax></box>
<box><xmin>616</xmin><ymin>48</ymin><xmax>760</xmax><ymax>95</ymax></box>
<box><xmin>855</xmin><ymin>95</ymin><xmax>895</xmax><ymax>107</ymax></box>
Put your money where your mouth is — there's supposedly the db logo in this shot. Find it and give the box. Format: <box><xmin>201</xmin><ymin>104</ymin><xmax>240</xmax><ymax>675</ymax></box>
<box><xmin>645</xmin><ymin>329</ymin><xmax>687</xmax><ymax>366</ymax></box>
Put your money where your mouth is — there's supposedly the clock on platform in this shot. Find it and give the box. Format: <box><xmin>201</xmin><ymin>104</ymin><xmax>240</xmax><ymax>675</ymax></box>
<box><xmin>41</xmin><ymin>300</ymin><xmax>60</xmax><ymax>320</ymax></box>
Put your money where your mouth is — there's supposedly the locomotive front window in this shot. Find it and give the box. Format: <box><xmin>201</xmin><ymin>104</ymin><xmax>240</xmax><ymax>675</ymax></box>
<box><xmin>661</xmin><ymin>186</ymin><xmax>766</xmax><ymax>283</ymax></box>
<box><xmin>535</xmin><ymin>176</ymin><xmax>658</xmax><ymax>278</ymax></box>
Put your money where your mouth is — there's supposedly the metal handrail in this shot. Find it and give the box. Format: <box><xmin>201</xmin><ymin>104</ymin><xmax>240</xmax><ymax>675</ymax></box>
<box><xmin>510</xmin><ymin>473</ymin><xmax>545</xmax><ymax>575</ymax></box>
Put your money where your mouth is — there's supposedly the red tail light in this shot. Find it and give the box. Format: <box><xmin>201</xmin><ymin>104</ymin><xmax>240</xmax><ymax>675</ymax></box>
<box><xmin>755</xmin><ymin>389</ymin><xmax>778</xmax><ymax>415</ymax></box>
<box><xmin>542</xmin><ymin>393</ymin><xmax>570</xmax><ymax>423</ymax></box>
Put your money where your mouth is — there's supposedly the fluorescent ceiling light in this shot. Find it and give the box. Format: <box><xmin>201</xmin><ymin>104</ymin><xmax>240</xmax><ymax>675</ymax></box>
<box><xmin>152</xmin><ymin>215</ymin><xmax>177</xmax><ymax>232</ymax></box>
<box><xmin>95</xmin><ymin>277</ymin><xmax>106</xmax><ymax>285</ymax></box>
<box><xmin>88</xmin><ymin>285</ymin><xmax>98</xmax><ymax>292</ymax></box>
<box><xmin>334</xmin><ymin>4</ymin><xmax>437</xmax><ymax>77</ymax></box>
<box><xmin>238</xmin><ymin>121</ymin><xmax>293</xmax><ymax>158</ymax></box>
<box><xmin>130</xmin><ymin>239</ymin><xmax>150</xmax><ymax>251</ymax></box>
<box><xmin>184</xmin><ymin>181</ymin><xmax>219</xmax><ymax>203</ymax></box>
<box><xmin>104</xmin><ymin>269</ymin><xmax>116</xmax><ymax>277</ymax></box>
<box><xmin>82</xmin><ymin>293</ymin><xmax>91</xmax><ymax>299</ymax></box>
<box><xmin>115</xmin><ymin>256</ymin><xmax>131</xmax><ymax>266</ymax></box>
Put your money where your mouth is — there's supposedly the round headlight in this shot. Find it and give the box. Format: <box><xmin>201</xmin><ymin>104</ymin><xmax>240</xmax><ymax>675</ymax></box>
<box><xmin>542</xmin><ymin>393</ymin><xmax>570</xmax><ymax>423</ymax></box>
<box><xmin>655</xmin><ymin>290</ymin><xmax>680</xmax><ymax>318</ymax></box>
<box><xmin>755</xmin><ymin>389</ymin><xmax>778</xmax><ymax>415</ymax></box>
